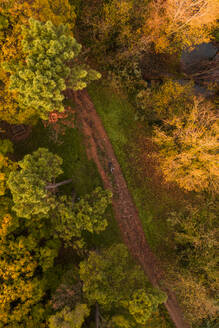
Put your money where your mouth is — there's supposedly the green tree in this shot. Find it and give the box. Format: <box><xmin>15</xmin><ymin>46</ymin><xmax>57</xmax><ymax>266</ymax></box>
<box><xmin>79</xmin><ymin>244</ymin><xmax>166</xmax><ymax>323</ymax></box>
<box><xmin>7</xmin><ymin>147</ymin><xmax>64</xmax><ymax>218</ymax></box>
<box><xmin>48</xmin><ymin>304</ymin><xmax>90</xmax><ymax>328</ymax></box>
<box><xmin>5</xmin><ymin>18</ymin><xmax>101</xmax><ymax>120</ymax></box>
<box><xmin>7</xmin><ymin>147</ymin><xmax>111</xmax><ymax>248</ymax></box>
<box><xmin>128</xmin><ymin>289</ymin><xmax>167</xmax><ymax>325</ymax></box>
<box><xmin>54</xmin><ymin>187</ymin><xmax>112</xmax><ymax>248</ymax></box>
<box><xmin>108</xmin><ymin>315</ymin><xmax>133</xmax><ymax>328</ymax></box>
<box><xmin>0</xmin><ymin>0</ymin><xmax>76</xmax><ymax>124</ymax></box>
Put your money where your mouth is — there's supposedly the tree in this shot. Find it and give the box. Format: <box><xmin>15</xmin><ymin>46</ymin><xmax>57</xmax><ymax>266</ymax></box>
<box><xmin>7</xmin><ymin>148</ymin><xmax>64</xmax><ymax>218</ymax></box>
<box><xmin>136</xmin><ymin>80</ymin><xmax>194</xmax><ymax>122</ymax></box>
<box><xmin>80</xmin><ymin>0</ymin><xmax>219</xmax><ymax>67</ymax></box>
<box><xmin>0</xmin><ymin>13</ymin><xmax>8</xmax><ymax>40</ymax></box>
<box><xmin>79</xmin><ymin>0</ymin><xmax>140</xmax><ymax>66</ymax></box>
<box><xmin>5</xmin><ymin>18</ymin><xmax>101</xmax><ymax>121</ymax></box>
<box><xmin>145</xmin><ymin>0</ymin><xmax>219</xmax><ymax>53</ymax></box>
<box><xmin>0</xmin><ymin>0</ymin><xmax>76</xmax><ymax>124</ymax></box>
<box><xmin>153</xmin><ymin>98</ymin><xmax>219</xmax><ymax>193</ymax></box>
<box><xmin>0</xmin><ymin>207</ymin><xmax>60</xmax><ymax>327</ymax></box>
<box><xmin>48</xmin><ymin>304</ymin><xmax>90</xmax><ymax>328</ymax></box>
<box><xmin>171</xmin><ymin>272</ymin><xmax>218</xmax><ymax>324</ymax></box>
<box><xmin>54</xmin><ymin>187</ymin><xmax>112</xmax><ymax>248</ymax></box>
<box><xmin>79</xmin><ymin>244</ymin><xmax>166</xmax><ymax>323</ymax></box>
<box><xmin>107</xmin><ymin>315</ymin><xmax>133</xmax><ymax>328</ymax></box>
<box><xmin>128</xmin><ymin>289</ymin><xmax>167</xmax><ymax>325</ymax></box>
<box><xmin>7</xmin><ymin>147</ymin><xmax>111</xmax><ymax>249</ymax></box>
<box><xmin>168</xmin><ymin>204</ymin><xmax>218</xmax><ymax>287</ymax></box>
<box><xmin>0</xmin><ymin>139</ymin><xmax>17</xmax><ymax>196</ymax></box>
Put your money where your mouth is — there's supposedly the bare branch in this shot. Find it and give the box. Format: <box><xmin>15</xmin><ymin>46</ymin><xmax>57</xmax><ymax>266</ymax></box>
<box><xmin>45</xmin><ymin>178</ymin><xmax>73</xmax><ymax>190</ymax></box>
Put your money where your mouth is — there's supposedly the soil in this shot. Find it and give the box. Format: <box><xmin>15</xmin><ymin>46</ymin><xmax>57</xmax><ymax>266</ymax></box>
<box><xmin>68</xmin><ymin>88</ymin><xmax>190</xmax><ymax>328</ymax></box>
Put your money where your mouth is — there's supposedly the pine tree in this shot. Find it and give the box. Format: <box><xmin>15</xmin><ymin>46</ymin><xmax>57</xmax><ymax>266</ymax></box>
<box><xmin>7</xmin><ymin>148</ymin><xmax>111</xmax><ymax>248</ymax></box>
<box><xmin>5</xmin><ymin>18</ymin><xmax>101</xmax><ymax>120</ymax></box>
<box><xmin>7</xmin><ymin>148</ymin><xmax>64</xmax><ymax>218</ymax></box>
<box><xmin>0</xmin><ymin>0</ymin><xmax>76</xmax><ymax>124</ymax></box>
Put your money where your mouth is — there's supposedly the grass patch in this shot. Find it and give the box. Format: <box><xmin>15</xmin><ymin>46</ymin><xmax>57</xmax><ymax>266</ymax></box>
<box><xmin>14</xmin><ymin>119</ymin><xmax>120</xmax><ymax>248</ymax></box>
<box><xmin>88</xmin><ymin>82</ymin><xmax>175</xmax><ymax>250</ymax></box>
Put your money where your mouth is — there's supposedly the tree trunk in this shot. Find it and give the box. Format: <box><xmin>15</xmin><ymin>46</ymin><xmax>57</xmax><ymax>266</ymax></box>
<box><xmin>45</xmin><ymin>178</ymin><xmax>73</xmax><ymax>190</ymax></box>
<box><xmin>72</xmin><ymin>188</ymin><xmax>76</xmax><ymax>205</ymax></box>
<box><xmin>95</xmin><ymin>302</ymin><xmax>100</xmax><ymax>328</ymax></box>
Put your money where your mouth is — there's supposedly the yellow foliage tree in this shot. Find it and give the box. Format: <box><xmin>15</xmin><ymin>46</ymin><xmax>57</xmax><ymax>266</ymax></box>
<box><xmin>0</xmin><ymin>201</ymin><xmax>60</xmax><ymax>327</ymax></box>
<box><xmin>153</xmin><ymin>98</ymin><xmax>219</xmax><ymax>193</ymax></box>
<box><xmin>81</xmin><ymin>0</ymin><xmax>219</xmax><ymax>62</ymax></box>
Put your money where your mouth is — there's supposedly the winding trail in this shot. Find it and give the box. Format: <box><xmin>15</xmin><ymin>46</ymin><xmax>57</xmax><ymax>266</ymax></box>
<box><xmin>66</xmin><ymin>89</ymin><xmax>190</xmax><ymax>328</ymax></box>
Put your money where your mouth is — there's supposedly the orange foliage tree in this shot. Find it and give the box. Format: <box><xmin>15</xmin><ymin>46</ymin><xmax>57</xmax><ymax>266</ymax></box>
<box><xmin>81</xmin><ymin>0</ymin><xmax>219</xmax><ymax>64</ymax></box>
<box><xmin>145</xmin><ymin>0</ymin><xmax>219</xmax><ymax>53</ymax></box>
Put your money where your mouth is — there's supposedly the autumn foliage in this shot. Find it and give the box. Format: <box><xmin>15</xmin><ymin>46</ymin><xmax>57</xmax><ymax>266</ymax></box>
<box><xmin>153</xmin><ymin>97</ymin><xmax>219</xmax><ymax>193</ymax></box>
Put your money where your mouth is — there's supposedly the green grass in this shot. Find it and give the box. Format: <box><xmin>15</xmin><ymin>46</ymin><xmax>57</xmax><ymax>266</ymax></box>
<box><xmin>14</xmin><ymin>119</ymin><xmax>120</xmax><ymax>248</ymax></box>
<box><xmin>88</xmin><ymin>82</ymin><xmax>172</xmax><ymax>250</ymax></box>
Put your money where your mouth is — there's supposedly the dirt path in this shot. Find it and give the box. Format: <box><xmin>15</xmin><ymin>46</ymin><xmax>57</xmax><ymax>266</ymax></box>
<box><xmin>67</xmin><ymin>89</ymin><xmax>190</xmax><ymax>328</ymax></box>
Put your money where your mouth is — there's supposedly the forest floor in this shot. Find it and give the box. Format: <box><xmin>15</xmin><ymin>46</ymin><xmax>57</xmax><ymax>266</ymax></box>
<box><xmin>69</xmin><ymin>88</ymin><xmax>191</xmax><ymax>328</ymax></box>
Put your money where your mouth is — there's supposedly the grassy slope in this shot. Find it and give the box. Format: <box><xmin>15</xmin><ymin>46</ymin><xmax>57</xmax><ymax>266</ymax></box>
<box><xmin>88</xmin><ymin>82</ymin><xmax>172</xmax><ymax>250</ymax></box>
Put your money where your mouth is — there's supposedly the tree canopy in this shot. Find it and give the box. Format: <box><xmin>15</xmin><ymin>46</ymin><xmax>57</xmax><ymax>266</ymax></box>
<box><xmin>0</xmin><ymin>0</ymin><xmax>76</xmax><ymax>124</ymax></box>
<box><xmin>7</xmin><ymin>147</ymin><xmax>63</xmax><ymax>218</ymax></box>
<box><xmin>54</xmin><ymin>187</ymin><xmax>112</xmax><ymax>248</ymax></box>
<box><xmin>79</xmin><ymin>244</ymin><xmax>167</xmax><ymax>324</ymax></box>
<box><xmin>48</xmin><ymin>304</ymin><xmax>90</xmax><ymax>328</ymax></box>
<box><xmin>153</xmin><ymin>98</ymin><xmax>219</xmax><ymax>193</ymax></box>
<box><xmin>4</xmin><ymin>18</ymin><xmax>101</xmax><ymax>121</ymax></box>
<box><xmin>0</xmin><ymin>204</ymin><xmax>60</xmax><ymax>327</ymax></box>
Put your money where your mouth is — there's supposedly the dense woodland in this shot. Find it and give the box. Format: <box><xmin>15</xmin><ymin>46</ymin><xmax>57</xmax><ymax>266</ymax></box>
<box><xmin>0</xmin><ymin>0</ymin><xmax>218</xmax><ymax>328</ymax></box>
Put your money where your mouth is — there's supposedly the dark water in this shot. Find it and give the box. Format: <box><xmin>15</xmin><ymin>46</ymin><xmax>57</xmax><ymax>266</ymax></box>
<box><xmin>180</xmin><ymin>42</ymin><xmax>218</xmax><ymax>95</ymax></box>
<box><xmin>181</xmin><ymin>42</ymin><xmax>217</xmax><ymax>67</ymax></box>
